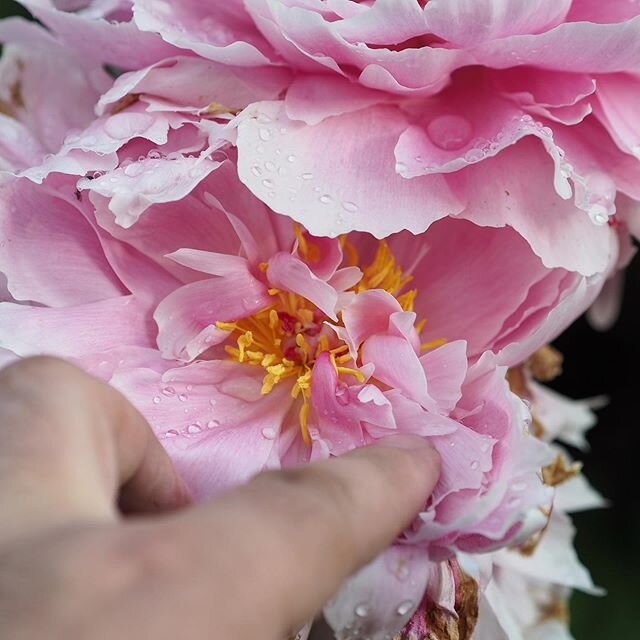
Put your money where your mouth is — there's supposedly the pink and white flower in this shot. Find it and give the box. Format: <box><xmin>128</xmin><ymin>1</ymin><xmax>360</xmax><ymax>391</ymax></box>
<box><xmin>0</xmin><ymin>162</ymin><xmax>607</xmax><ymax>635</ymax></box>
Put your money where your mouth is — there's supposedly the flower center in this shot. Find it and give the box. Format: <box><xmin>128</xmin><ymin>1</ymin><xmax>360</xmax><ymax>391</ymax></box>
<box><xmin>217</xmin><ymin>232</ymin><xmax>427</xmax><ymax>444</ymax></box>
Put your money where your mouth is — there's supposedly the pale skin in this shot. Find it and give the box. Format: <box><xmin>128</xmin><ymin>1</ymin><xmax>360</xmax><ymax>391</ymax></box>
<box><xmin>0</xmin><ymin>357</ymin><xmax>440</xmax><ymax>640</ymax></box>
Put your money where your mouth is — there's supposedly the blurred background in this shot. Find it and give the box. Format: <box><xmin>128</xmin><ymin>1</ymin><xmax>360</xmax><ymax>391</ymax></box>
<box><xmin>1</xmin><ymin>0</ymin><xmax>638</xmax><ymax>637</ymax></box>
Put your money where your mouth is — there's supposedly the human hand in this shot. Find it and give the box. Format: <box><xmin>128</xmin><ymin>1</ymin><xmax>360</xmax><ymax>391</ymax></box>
<box><xmin>0</xmin><ymin>357</ymin><xmax>440</xmax><ymax>640</ymax></box>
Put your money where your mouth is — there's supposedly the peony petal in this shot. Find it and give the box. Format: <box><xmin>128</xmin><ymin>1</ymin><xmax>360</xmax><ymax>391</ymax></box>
<box><xmin>154</xmin><ymin>269</ymin><xmax>271</xmax><ymax>362</ymax></box>
<box><xmin>0</xmin><ymin>296</ymin><xmax>155</xmax><ymax>358</ymax></box>
<box><xmin>324</xmin><ymin>545</ymin><xmax>432</xmax><ymax>640</ymax></box>
<box><xmin>0</xmin><ymin>179</ymin><xmax>125</xmax><ymax>307</ymax></box>
<box><xmin>267</xmin><ymin>252</ymin><xmax>339</xmax><ymax>320</ymax></box>
<box><xmin>111</xmin><ymin>360</ymin><xmax>292</xmax><ymax>498</ymax></box>
<box><xmin>235</xmin><ymin>101</ymin><xmax>463</xmax><ymax>238</ymax></box>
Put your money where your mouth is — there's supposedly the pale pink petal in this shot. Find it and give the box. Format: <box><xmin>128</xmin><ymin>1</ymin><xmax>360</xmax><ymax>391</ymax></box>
<box><xmin>419</xmin><ymin>341</ymin><xmax>468</xmax><ymax>415</ymax></box>
<box><xmin>133</xmin><ymin>0</ymin><xmax>275</xmax><ymax>66</ymax></box>
<box><xmin>424</xmin><ymin>0</ymin><xmax>572</xmax><ymax>48</ymax></box>
<box><xmin>285</xmin><ymin>74</ymin><xmax>391</xmax><ymax>126</ymax></box>
<box><xmin>0</xmin><ymin>296</ymin><xmax>155</xmax><ymax>357</ymax></box>
<box><xmin>474</xmin><ymin>16</ymin><xmax>640</xmax><ymax>74</ymax></box>
<box><xmin>97</xmin><ymin>56</ymin><xmax>292</xmax><ymax>116</ymax></box>
<box><xmin>361</xmin><ymin>334</ymin><xmax>429</xmax><ymax>407</ymax></box>
<box><xmin>324</xmin><ymin>546</ymin><xmax>432</xmax><ymax>640</ymax></box>
<box><xmin>567</xmin><ymin>0</ymin><xmax>640</xmax><ymax>23</ymax></box>
<box><xmin>20</xmin><ymin>0</ymin><xmax>178</xmax><ymax>69</ymax></box>
<box><xmin>267</xmin><ymin>252</ymin><xmax>339</xmax><ymax>320</ymax></box>
<box><xmin>452</xmin><ymin>139</ymin><xmax>615</xmax><ymax>276</ymax></box>
<box><xmin>111</xmin><ymin>360</ymin><xmax>292</xmax><ymax>498</ymax></box>
<box><xmin>594</xmin><ymin>73</ymin><xmax>640</xmax><ymax>158</ymax></box>
<box><xmin>0</xmin><ymin>179</ymin><xmax>125</xmax><ymax>306</ymax></box>
<box><xmin>341</xmin><ymin>289</ymin><xmax>403</xmax><ymax>353</ymax></box>
<box><xmin>154</xmin><ymin>269</ymin><xmax>271</xmax><ymax>362</ymax></box>
<box><xmin>235</xmin><ymin>101</ymin><xmax>463</xmax><ymax>238</ymax></box>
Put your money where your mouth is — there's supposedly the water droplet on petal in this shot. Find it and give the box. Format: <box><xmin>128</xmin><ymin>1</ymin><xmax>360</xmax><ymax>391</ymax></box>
<box><xmin>264</xmin><ymin>160</ymin><xmax>276</xmax><ymax>172</ymax></box>
<box><xmin>301</xmin><ymin>172</ymin><xmax>313</xmax><ymax>180</ymax></box>
<box><xmin>207</xmin><ymin>419</ymin><xmax>220</xmax><ymax>429</ymax></box>
<box><xmin>152</xmin><ymin>396</ymin><xmax>161</xmax><ymax>405</ymax></box>
<box><xmin>342</xmin><ymin>201</ymin><xmax>358</xmax><ymax>212</ymax></box>
<box><xmin>470</xmin><ymin>460</ymin><xmax>479</xmax><ymax>470</ymax></box>
<box><xmin>261</xmin><ymin>427</ymin><xmax>277</xmax><ymax>440</ymax></box>
<box><xmin>162</xmin><ymin>386</ymin><xmax>176</xmax><ymax>397</ymax></box>
<box><xmin>209</xmin><ymin>398</ymin><xmax>217</xmax><ymax>407</ymax></box>
<box><xmin>262</xmin><ymin>178</ymin><xmax>274</xmax><ymax>188</ymax></box>
<box><xmin>427</xmin><ymin>114</ymin><xmax>473</xmax><ymax>151</ymax></box>
<box><xmin>354</xmin><ymin>603</ymin><xmax>370</xmax><ymax>618</ymax></box>
<box><xmin>287</xmin><ymin>154</ymin><xmax>297</xmax><ymax>163</ymax></box>
<box><xmin>396</xmin><ymin>600</ymin><xmax>414</xmax><ymax>616</ymax></box>
<box><xmin>178</xmin><ymin>394</ymin><xmax>188</xmax><ymax>402</ymax></box>
<box><xmin>187</xmin><ymin>424</ymin><xmax>202</xmax><ymax>434</ymax></box>
<box><xmin>251</xmin><ymin>165</ymin><xmax>263</xmax><ymax>177</ymax></box>
<box><xmin>319</xmin><ymin>194</ymin><xmax>333</xmax><ymax>205</ymax></box>
<box><xmin>164</xmin><ymin>429</ymin><xmax>180</xmax><ymax>438</ymax></box>
<box><xmin>259</xmin><ymin>128</ymin><xmax>272</xmax><ymax>141</ymax></box>
<box><xmin>589</xmin><ymin>203</ymin><xmax>609</xmax><ymax>225</ymax></box>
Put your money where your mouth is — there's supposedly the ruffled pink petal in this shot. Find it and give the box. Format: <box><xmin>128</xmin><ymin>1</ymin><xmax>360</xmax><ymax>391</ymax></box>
<box><xmin>111</xmin><ymin>360</ymin><xmax>292</xmax><ymax>498</ymax></box>
<box><xmin>235</xmin><ymin>101</ymin><xmax>463</xmax><ymax>238</ymax></box>
<box><xmin>594</xmin><ymin>73</ymin><xmax>640</xmax><ymax>158</ymax></box>
<box><xmin>0</xmin><ymin>179</ymin><xmax>125</xmax><ymax>306</ymax></box>
<box><xmin>267</xmin><ymin>252</ymin><xmax>339</xmax><ymax>320</ymax></box>
<box><xmin>419</xmin><ymin>341</ymin><xmax>468</xmax><ymax>415</ymax></box>
<box><xmin>133</xmin><ymin>0</ymin><xmax>275</xmax><ymax>66</ymax></box>
<box><xmin>324</xmin><ymin>545</ymin><xmax>432</xmax><ymax>640</ymax></box>
<box><xmin>154</xmin><ymin>269</ymin><xmax>271</xmax><ymax>362</ymax></box>
<box><xmin>285</xmin><ymin>74</ymin><xmax>391</xmax><ymax>126</ymax></box>
<box><xmin>361</xmin><ymin>334</ymin><xmax>429</xmax><ymax>407</ymax></box>
<box><xmin>310</xmin><ymin>352</ymin><xmax>394</xmax><ymax>454</ymax></box>
<box><xmin>567</xmin><ymin>0</ymin><xmax>640</xmax><ymax>23</ymax></box>
<box><xmin>97</xmin><ymin>56</ymin><xmax>292</xmax><ymax>116</ymax></box>
<box><xmin>452</xmin><ymin>139</ymin><xmax>615</xmax><ymax>275</ymax></box>
<box><xmin>424</xmin><ymin>0</ymin><xmax>572</xmax><ymax>48</ymax></box>
<box><xmin>0</xmin><ymin>296</ymin><xmax>155</xmax><ymax>357</ymax></box>
<box><xmin>474</xmin><ymin>16</ymin><xmax>640</xmax><ymax>74</ymax></box>
<box><xmin>341</xmin><ymin>290</ymin><xmax>404</xmax><ymax>353</ymax></box>
<box><xmin>20</xmin><ymin>0</ymin><xmax>178</xmax><ymax>69</ymax></box>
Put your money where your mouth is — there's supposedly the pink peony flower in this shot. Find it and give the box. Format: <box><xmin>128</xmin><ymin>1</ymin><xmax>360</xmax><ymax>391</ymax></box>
<box><xmin>0</xmin><ymin>164</ymin><xmax>590</xmax><ymax>635</ymax></box>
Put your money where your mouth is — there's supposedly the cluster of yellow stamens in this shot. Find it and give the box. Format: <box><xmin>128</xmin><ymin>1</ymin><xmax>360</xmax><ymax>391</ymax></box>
<box><xmin>217</xmin><ymin>227</ymin><xmax>442</xmax><ymax>443</ymax></box>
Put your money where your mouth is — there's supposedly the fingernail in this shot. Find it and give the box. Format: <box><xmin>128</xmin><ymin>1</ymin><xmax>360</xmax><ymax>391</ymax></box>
<box><xmin>375</xmin><ymin>434</ymin><xmax>435</xmax><ymax>451</ymax></box>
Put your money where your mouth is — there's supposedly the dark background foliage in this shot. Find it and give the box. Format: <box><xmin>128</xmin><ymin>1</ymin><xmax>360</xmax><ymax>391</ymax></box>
<box><xmin>1</xmin><ymin>0</ymin><xmax>638</xmax><ymax>637</ymax></box>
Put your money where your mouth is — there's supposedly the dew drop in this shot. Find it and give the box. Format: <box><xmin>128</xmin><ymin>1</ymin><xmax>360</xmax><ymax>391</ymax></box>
<box><xmin>262</xmin><ymin>178</ymin><xmax>275</xmax><ymax>188</ymax></box>
<box><xmin>470</xmin><ymin>460</ymin><xmax>479</xmax><ymax>470</ymax></box>
<box><xmin>427</xmin><ymin>114</ymin><xmax>473</xmax><ymax>151</ymax></box>
<box><xmin>301</xmin><ymin>172</ymin><xmax>314</xmax><ymax>180</ymax></box>
<box><xmin>287</xmin><ymin>154</ymin><xmax>297</xmax><ymax>163</ymax></box>
<box><xmin>207</xmin><ymin>419</ymin><xmax>220</xmax><ymax>429</ymax></box>
<box><xmin>164</xmin><ymin>429</ymin><xmax>180</xmax><ymax>438</ymax></box>
<box><xmin>589</xmin><ymin>203</ymin><xmax>609</xmax><ymax>225</ymax></box>
<box><xmin>261</xmin><ymin>427</ymin><xmax>277</xmax><ymax>440</ymax></box>
<box><xmin>464</xmin><ymin>148</ymin><xmax>484</xmax><ymax>162</ymax></box>
<box><xmin>342</xmin><ymin>201</ymin><xmax>359</xmax><ymax>212</ymax></box>
<box><xmin>162</xmin><ymin>386</ymin><xmax>176</xmax><ymax>397</ymax></box>
<box><xmin>187</xmin><ymin>424</ymin><xmax>202</xmax><ymax>434</ymax></box>
<box><xmin>354</xmin><ymin>603</ymin><xmax>370</xmax><ymax>618</ymax></box>
<box><xmin>258</xmin><ymin>127</ymin><xmax>272</xmax><ymax>141</ymax></box>
<box><xmin>152</xmin><ymin>396</ymin><xmax>161</xmax><ymax>405</ymax></box>
<box><xmin>264</xmin><ymin>160</ymin><xmax>276</xmax><ymax>172</ymax></box>
<box><xmin>319</xmin><ymin>194</ymin><xmax>333</xmax><ymax>205</ymax></box>
<box><xmin>250</xmin><ymin>165</ymin><xmax>263</xmax><ymax>177</ymax></box>
<box><xmin>396</xmin><ymin>600</ymin><xmax>414</xmax><ymax>616</ymax></box>
<box><xmin>178</xmin><ymin>394</ymin><xmax>188</xmax><ymax>402</ymax></box>
<box><xmin>209</xmin><ymin>398</ymin><xmax>217</xmax><ymax>407</ymax></box>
